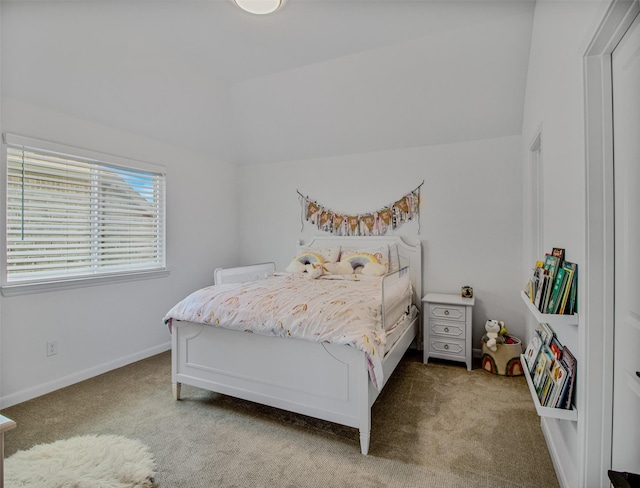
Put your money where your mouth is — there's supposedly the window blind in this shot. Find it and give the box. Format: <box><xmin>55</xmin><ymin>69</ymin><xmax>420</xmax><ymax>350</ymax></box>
<box><xmin>4</xmin><ymin>136</ymin><xmax>166</xmax><ymax>284</ymax></box>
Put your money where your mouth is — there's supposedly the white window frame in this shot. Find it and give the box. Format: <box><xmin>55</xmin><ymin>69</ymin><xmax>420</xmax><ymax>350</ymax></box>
<box><xmin>1</xmin><ymin>134</ymin><xmax>169</xmax><ymax>296</ymax></box>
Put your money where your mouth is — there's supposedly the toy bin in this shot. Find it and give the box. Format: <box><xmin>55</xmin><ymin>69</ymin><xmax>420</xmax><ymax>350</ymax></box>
<box><xmin>481</xmin><ymin>335</ymin><xmax>524</xmax><ymax>376</ymax></box>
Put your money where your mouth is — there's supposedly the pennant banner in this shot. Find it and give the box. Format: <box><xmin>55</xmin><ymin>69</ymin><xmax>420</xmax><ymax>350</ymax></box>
<box><xmin>297</xmin><ymin>182</ymin><xmax>423</xmax><ymax>236</ymax></box>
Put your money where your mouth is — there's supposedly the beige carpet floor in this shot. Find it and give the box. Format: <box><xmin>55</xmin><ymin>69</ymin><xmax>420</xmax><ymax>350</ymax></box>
<box><xmin>1</xmin><ymin>350</ymin><xmax>559</xmax><ymax>487</ymax></box>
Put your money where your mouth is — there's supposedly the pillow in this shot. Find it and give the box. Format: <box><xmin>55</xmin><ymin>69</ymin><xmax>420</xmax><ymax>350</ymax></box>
<box><xmin>340</xmin><ymin>252</ymin><xmax>381</xmax><ymax>272</ymax></box>
<box><xmin>361</xmin><ymin>261</ymin><xmax>388</xmax><ymax>277</ymax></box>
<box><xmin>285</xmin><ymin>260</ymin><xmax>306</xmax><ymax>273</ymax></box>
<box><xmin>322</xmin><ymin>261</ymin><xmax>354</xmax><ymax>275</ymax></box>
<box><xmin>341</xmin><ymin>245</ymin><xmax>390</xmax><ymax>270</ymax></box>
<box><xmin>292</xmin><ymin>251</ymin><xmax>325</xmax><ymax>265</ymax></box>
<box><xmin>299</xmin><ymin>246</ymin><xmax>341</xmax><ymax>263</ymax></box>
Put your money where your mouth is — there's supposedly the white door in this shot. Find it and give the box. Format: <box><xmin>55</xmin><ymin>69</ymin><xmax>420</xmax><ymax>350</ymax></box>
<box><xmin>612</xmin><ymin>11</ymin><xmax>640</xmax><ymax>474</ymax></box>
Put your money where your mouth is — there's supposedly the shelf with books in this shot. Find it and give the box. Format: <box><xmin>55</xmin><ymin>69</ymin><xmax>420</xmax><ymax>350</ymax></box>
<box><xmin>520</xmin><ymin>291</ymin><xmax>579</xmax><ymax>326</ymax></box>
<box><xmin>520</xmin><ymin>355</ymin><xmax>578</xmax><ymax>421</ymax></box>
<box><xmin>520</xmin><ymin>320</ymin><xmax>577</xmax><ymax>420</ymax></box>
<box><xmin>524</xmin><ymin>247</ymin><xmax>578</xmax><ymax>316</ymax></box>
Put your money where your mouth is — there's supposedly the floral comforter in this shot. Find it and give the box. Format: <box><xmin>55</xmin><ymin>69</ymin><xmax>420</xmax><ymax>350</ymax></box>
<box><xmin>163</xmin><ymin>273</ymin><xmax>407</xmax><ymax>390</ymax></box>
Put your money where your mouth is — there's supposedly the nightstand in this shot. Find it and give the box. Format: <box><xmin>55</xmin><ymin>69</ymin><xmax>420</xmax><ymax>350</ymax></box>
<box><xmin>423</xmin><ymin>293</ymin><xmax>475</xmax><ymax>371</ymax></box>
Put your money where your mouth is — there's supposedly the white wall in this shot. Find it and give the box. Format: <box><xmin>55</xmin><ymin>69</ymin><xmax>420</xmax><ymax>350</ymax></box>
<box><xmin>0</xmin><ymin>2</ymin><xmax>3</xmax><ymax>408</ymax></box>
<box><xmin>0</xmin><ymin>1</ymin><xmax>235</xmax><ymax>163</ymax></box>
<box><xmin>520</xmin><ymin>1</ymin><xmax>611</xmax><ymax>486</ymax></box>
<box><xmin>238</xmin><ymin>135</ymin><xmax>523</xmax><ymax>349</ymax></box>
<box><xmin>0</xmin><ymin>99</ymin><xmax>239</xmax><ymax>408</ymax></box>
<box><xmin>0</xmin><ymin>1</ymin><xmax>528</xmax><ymax>412</ymax></box>
<box><xmin>0</xmin><ymin>1</ymin><xmax>242</xmax><ymax>407</ymax></box>
<box><xmin>520</xmin><ymin>1</ymin><xmax>604</xmax><ymax>356</ymax></box>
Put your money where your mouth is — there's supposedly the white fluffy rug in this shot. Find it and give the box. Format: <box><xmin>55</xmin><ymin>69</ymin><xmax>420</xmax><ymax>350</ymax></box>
<box><xmin>5</xmin><ymin>434</ymin><xmax>157</xmax><ymax>488</ymax></box>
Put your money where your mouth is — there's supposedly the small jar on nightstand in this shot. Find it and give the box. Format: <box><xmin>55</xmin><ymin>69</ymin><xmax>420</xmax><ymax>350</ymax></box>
<box><xmin>423</xmin><ymin>293</ymin><xmax>475</xmax><ymax>371</ymax></box>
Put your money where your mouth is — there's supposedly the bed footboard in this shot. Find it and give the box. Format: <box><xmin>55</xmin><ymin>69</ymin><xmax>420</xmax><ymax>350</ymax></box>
<box><xmin>171</xmin><ymin>312</ymin><xmax>419</xmax><ymax>455</ymax></box>
<box><xmin>172</xmin><ymin>321</ymin><xmax>373</xmax><ymax>453</ymax></box>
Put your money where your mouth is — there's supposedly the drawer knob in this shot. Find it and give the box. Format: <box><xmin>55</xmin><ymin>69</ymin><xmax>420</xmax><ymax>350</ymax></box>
<box><xmin>444</xmin><ymin>344</ymin><xmax>449</xmax><ymax>350</ymax></box>
<box><xmin>444</xmin><ymin>327</ymin><xmax>449</xmax><ymax>333</ymax></box>
<box><xmin>444</xmin><ymin>310</ymin><xmax>449</xmax><ymax>316</ymax></box>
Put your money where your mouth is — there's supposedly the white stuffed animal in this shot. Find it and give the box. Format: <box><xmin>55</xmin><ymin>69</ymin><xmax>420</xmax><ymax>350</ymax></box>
<box><xmin>305</xmin><ymin>263</ymin><xmax>324</xmax><ymax>279</ymax></box>
<box><xmin>483</xmin><ymin>319</ymin><xmax>502</xmax><ymax>352</ymax></box>
<box><xmin>322</xmin><ymin>261</ymin><xmax>354</xmax><ymax>275</ymax></box>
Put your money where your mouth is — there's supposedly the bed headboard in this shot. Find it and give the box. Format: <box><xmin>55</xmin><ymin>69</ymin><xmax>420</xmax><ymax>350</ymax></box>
<box><xmin>299</xmin><ymin>236</ymin><xmax>422</xmax><ymax>310</ymax></box>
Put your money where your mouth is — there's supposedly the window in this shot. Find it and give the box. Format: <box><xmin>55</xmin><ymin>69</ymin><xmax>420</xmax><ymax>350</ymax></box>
<box><xmin>2</xmin><ymin>134</ymin><xmax>166</xmax><ymax>292</ymax></box>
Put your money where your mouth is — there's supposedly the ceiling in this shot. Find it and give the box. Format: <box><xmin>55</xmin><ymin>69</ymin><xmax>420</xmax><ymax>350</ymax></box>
<box><xmin>136</xmin><ymin>0</ymin><xmax>534</xmax><ymax>84</ymax></box>
<box><xmin>1</xmin><ymin>0</ymin><xmax>536</xmax><ymax>165</ymax></box>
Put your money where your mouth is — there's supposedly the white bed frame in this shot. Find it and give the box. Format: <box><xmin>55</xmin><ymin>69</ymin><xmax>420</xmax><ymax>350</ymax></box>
<box><xmin>171</xmin><ymin>236</ymin><xmax>422</xmax><ymax>455</ymax></box>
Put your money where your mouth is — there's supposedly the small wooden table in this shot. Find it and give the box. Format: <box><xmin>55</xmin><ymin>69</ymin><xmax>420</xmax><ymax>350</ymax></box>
<box><xmin>0</xmin><ymin>415</ymin><xmax>16</xmax><ymax>488</ymax></box>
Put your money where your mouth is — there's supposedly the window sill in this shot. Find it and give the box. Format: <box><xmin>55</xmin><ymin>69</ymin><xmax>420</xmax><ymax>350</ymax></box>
<box><xmin>1</xmin><ymin>268</ymin><xmax>171</xmax><ymax>297</ymax></box>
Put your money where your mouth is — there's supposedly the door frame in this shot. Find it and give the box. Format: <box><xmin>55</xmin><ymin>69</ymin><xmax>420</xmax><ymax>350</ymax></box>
<box><xmin>583</xmin><ymin>0</ymin><xmax>640</xmax><ymax>486</ymax></box>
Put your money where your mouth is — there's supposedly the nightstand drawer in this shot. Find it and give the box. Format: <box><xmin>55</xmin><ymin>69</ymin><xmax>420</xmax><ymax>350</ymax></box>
<box><xmin>430</xmin><ymin>320</ymin><xmax>465</xmax><ymax>339</ymax></box>
<box><xmin>429</xmin><ymin>303</ymin><xmax>465</xmax><ymax>322</ymax></box>
<box><xmin>428</xmin><ymin>337</ymin><xmax>466</xmax><ymax>357</ymax></box>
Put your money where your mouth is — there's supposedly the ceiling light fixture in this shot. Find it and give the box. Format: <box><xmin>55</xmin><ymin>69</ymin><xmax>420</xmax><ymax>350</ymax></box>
<box><xmin>234</xmin><ymin>0</ymin><xmax>282</xmax><ymax>15</ymax></box>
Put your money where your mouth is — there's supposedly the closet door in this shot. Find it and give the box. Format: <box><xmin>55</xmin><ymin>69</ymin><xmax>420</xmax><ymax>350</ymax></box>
<box><xmin>612</xmin><ymin>11</ymin><xmax>640</xmax><ymax>473</ymax></box>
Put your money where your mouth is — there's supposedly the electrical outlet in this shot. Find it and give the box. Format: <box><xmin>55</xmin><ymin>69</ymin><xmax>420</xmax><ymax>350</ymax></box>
<box><xmin>46</xmin><ymin>340</ymin><xmax>58</xmax><ymax>356</ymax></box>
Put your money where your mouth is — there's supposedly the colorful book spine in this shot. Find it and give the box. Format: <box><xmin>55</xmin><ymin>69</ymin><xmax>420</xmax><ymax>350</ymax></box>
<box><xmin>546</xmin><ymin>267</ymin><xmax>567</xmax><ymax>314</ymax></box>
<box><xmin>558</xmin><ymin>262</ymin><xmax>576</xmax><ymax>314</ymax></box>
<box><xmin>567</xmin><ymin>263</ymin><xmax>578</xmax><ymax>315</ymax></box>
<box><xmin>542</xmin><ymin>255</ymin><xmax>560</xmax><ymax>312</ymax></box>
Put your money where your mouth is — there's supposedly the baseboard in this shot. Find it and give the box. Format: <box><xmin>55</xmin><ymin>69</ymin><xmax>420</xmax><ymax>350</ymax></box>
<box><xmin>0</xmin><ymin>342</ymin><xmax>171</xmax><ymax>409</ymax></box>
<box><xmin>540</xmin><ymin>416</ymin><xmax>575</xmax><ymax>488</ymax></box>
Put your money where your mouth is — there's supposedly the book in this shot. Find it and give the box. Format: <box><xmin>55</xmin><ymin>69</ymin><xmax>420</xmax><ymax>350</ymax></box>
<box><xmin>533</xmin><ymin>261</ymin><xmax>544</xmax><ymax>292</ymax></box>
<box><xmin>547</xmin><ymin>359</ymin><xmax>568</xmax><ymax>407</ymax></box>
<box><xmin>539</xmin><ymin>367</ymin><xmax>554</xmax><ymax>405</ymax></box>
<box><xmin>546</xmin><ymin>266</ymin><xmax>567</xmax><ymax>314</ymax></box>
<box><xmin>556</xmin><ymin>359</ymin><xmax>574</xmax><ymax>409</ymax></box>
<box><xmin>534</xmin><ymin>344</ymin><xmax>554</xmax><ymax>393</ymax></box>
<box><xmin>526</xmin><ymin>279</ymin><xmax>534</xmax><ymax>301</ymax></box>
<box><xmin>542</xmin><ymin>255</ymin><xmax>561</xmax><ymax>312</ymax></box>
<box><xmin>567</xmin><ymin>263</ymin><xmax>579</xmax><ymax>315</ymax></box>
<box><xmin>558</xmin><ymin>261</ymin><xmax>576</xmax><ymax>314</ymax></box>
<box><xmin>535</xmin><ymin>323</ymin><xmax>546</xmax><ymax>343</ymax></box>
<box><xmin>549</xmin><ymin>337</ymin><xmax>563</xmax><ymax>360</ymax></box>
<box><xmin>559</xmin><ymin>346</ymin><xmax>577</xmax><ymax>409</ymax></box>
<box><xmin>552</xmin><ymin>247</ymin><xmax>565</xmax><ymax>264</ymax></box>
<box><xmin>523</xmin><ymin>332</ymin><xmax>543</xmax><ymax>372</ymax></box>
<box><xmin>536</xmin><ymin>322</ymin><xmax>555</xmax><ymax>345</ymax></box>
<box><xmin>534</xmin><ymin>274</ymin><xmax>549</xmax><ymax>310</ymax></box>
<box><xmin>532</xmin><ymin>350</ymin><xmax>548</xmax><ymax>390</ymax></box>
<box><xmin>525</xmin><ymin>260</ymin><xmax>545</xmax><ymax>301</ymax></box>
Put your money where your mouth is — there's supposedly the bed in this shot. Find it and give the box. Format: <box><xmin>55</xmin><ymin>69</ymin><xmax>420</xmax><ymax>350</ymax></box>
<box><xmin>164</xmin><ymin>235</ymin><xmax>422</xmax><ymax>455</ymax></box>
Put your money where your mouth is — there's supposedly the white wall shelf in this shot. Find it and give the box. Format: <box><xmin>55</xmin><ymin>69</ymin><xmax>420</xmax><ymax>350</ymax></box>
<box><xmin>520</xmin><ymin>288</ymin><xmax>579</xmax><ymax>421</ymax></box>
<box><xmin>520</xmin><ymin>290</ymin><xmax>578</xmax><ymax>326</ymax></box>
<box><xmin>520</xmin><ymin>355</ymin><xmax>578</xmax><ymax>421</ymax></box>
